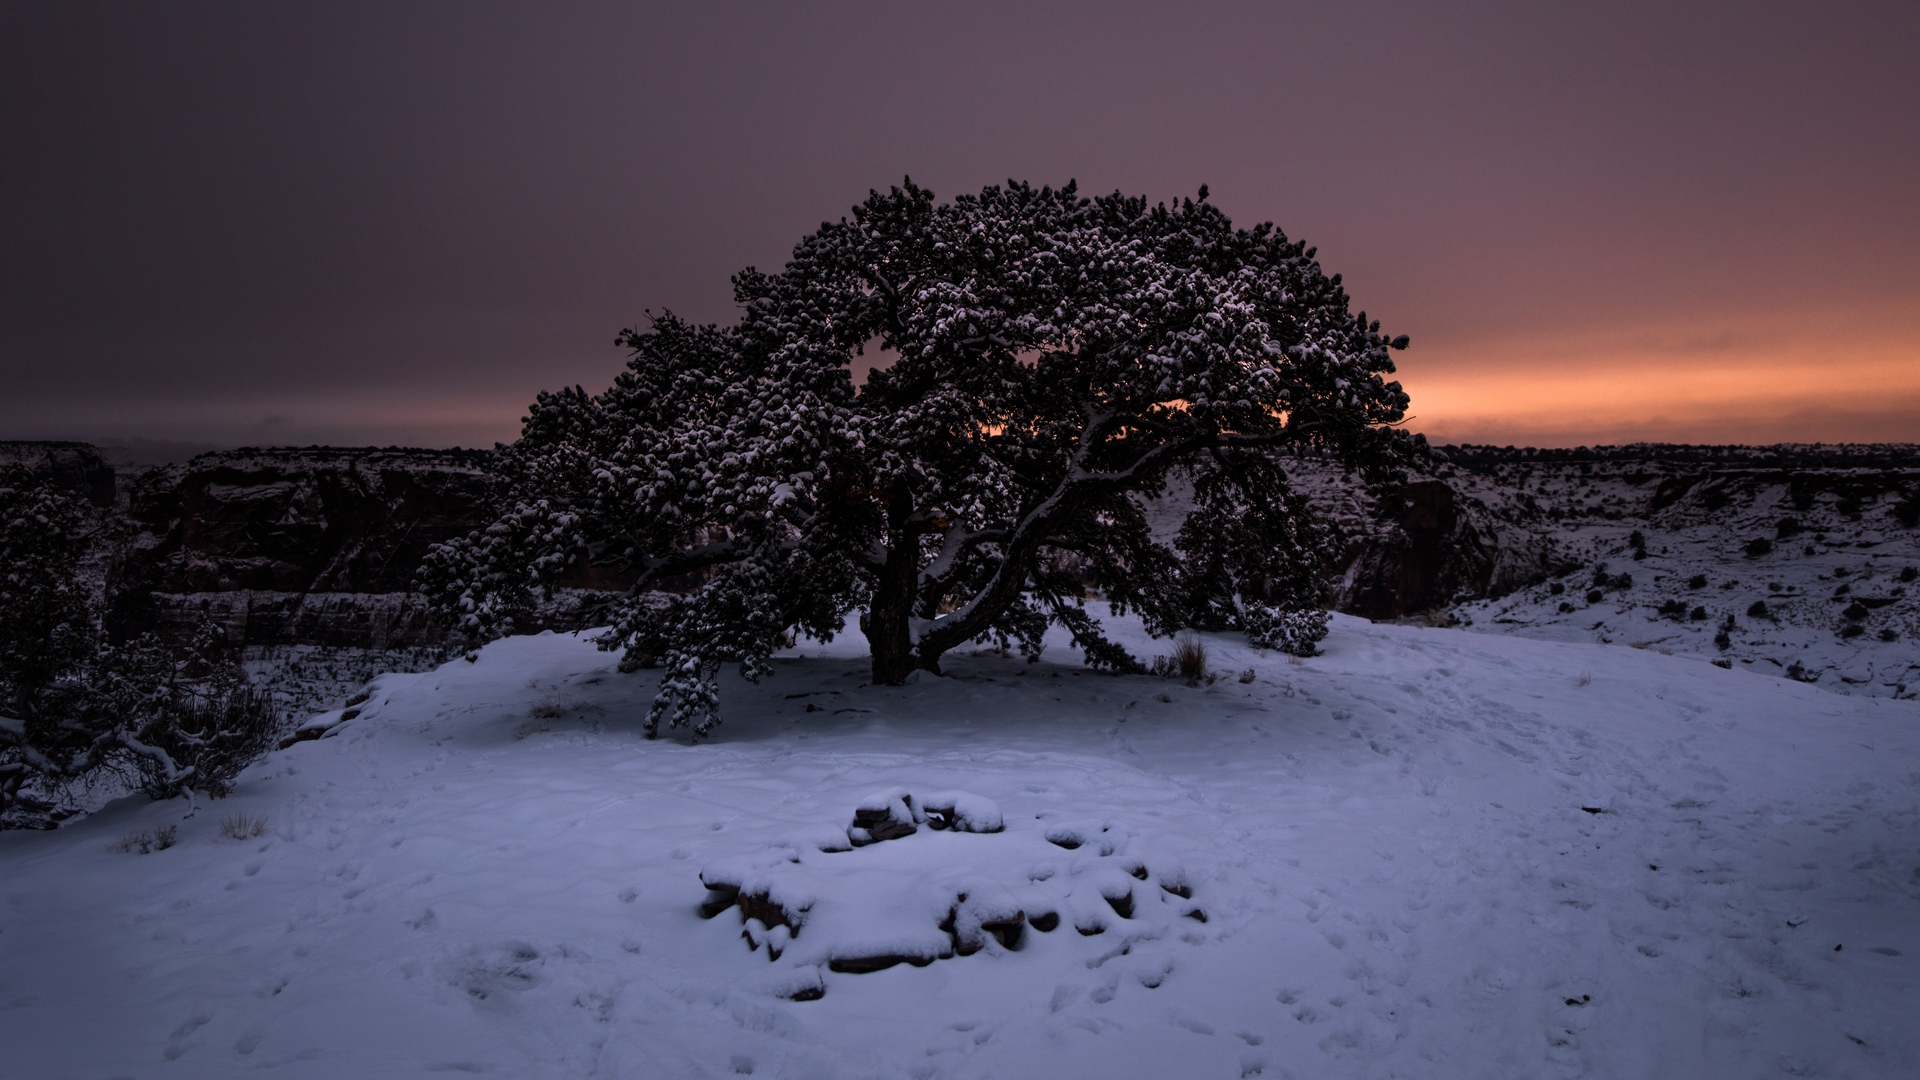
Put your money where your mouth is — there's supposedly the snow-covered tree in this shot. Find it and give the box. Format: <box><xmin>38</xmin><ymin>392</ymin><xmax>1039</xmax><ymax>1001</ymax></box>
<box><xmin>0</xmin><ymin>468</ymin><xmax>276</xmax><ymax>827</ymax></box>
<box><xmin>422</xmin><ymin>181</ymin><xmax>1416</xmax><ymax>736</ymax></box>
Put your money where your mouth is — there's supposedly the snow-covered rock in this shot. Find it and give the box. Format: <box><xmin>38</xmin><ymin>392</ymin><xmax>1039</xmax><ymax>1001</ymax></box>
<box><xmin>700</xmin><ymin>791</ymin><xmax>1171</xmax><ymax>989</ymax></box>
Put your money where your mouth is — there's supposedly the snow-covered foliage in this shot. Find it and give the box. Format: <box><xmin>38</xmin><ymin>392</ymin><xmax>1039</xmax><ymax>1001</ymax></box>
<box><xmin>1</xmin><ymin>468</ymin><xmax>278</xmax><ymax>827</ymax></box>
<box><xmin>1</xmin><ymin>467</ymin><xmax>99</xmax><ymax>823</ymax></box>
<box><xmin>423</xmin><ymin>180</ymin><xmax>1415</xmax><ymax>735</ymax></box>
<box><xmin>0</xmin><ymin>467</ymin><xmax>97</xmax><ymax>706</ymax></box>
<box><xmin>1241</xmin><ymin>604</ymin><xmax>1330</xmax><ymax>657</ymax></box>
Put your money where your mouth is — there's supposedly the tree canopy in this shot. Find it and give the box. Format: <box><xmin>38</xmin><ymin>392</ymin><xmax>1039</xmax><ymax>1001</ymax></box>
<box><xmin>422</xmin><ymin>180</ymin><xmax>1416</xmax><ymax>736</ymax></box>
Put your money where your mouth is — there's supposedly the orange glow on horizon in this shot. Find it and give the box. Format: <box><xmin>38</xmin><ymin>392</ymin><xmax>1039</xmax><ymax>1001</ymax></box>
<box><xmin>1391</xmin><ymin>304</ymin><xmax>1920</xmax><ymax>446</ymax></box>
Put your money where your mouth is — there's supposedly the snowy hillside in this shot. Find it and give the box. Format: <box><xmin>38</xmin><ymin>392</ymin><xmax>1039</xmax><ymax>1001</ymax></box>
<box><xmin>4</xmin><ymin>612</ymin><xmax>1917</xmax><ymax>1078</ymax></box>
<box><xmin>1437</xmin><ymin>448</ymin><xmax>1920</xmax><ymax>698</ymax></box>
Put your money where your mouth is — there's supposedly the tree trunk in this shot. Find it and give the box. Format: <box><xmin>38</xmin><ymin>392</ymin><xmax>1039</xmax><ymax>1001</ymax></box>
<box><xmin>864</xmin><ymin>583</ymin><xmax>915</xmax><ymax>684</ymax></box>
<box><xmin>863</xmin><ymin>486</ymin><xmax>924</xmax><ymax>685</ymax></box>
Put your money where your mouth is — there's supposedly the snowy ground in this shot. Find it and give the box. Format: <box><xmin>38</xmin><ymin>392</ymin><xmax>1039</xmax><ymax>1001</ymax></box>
<box><xmin>4</xmin><ymin>612</ymin><xmax>1918</xmax><ymax>1079</ymax></box>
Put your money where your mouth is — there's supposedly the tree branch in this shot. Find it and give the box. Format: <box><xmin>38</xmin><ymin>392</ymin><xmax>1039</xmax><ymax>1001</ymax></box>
<box><xmin>632</xmin><ymin>540</ymin><xmax>741</xmax><ymax>586</ymax></box>
<box><xmin>912</xmin><ymin>420</ymin><xmax>1302</xmax><ymax>660</ymax></box>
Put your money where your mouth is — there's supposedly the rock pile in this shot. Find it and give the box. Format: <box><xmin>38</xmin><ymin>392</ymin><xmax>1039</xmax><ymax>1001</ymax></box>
<box><xmin>696</xmin><ymin>790</ymin><xmax>1206</xmax><ymax>998</ymax></box>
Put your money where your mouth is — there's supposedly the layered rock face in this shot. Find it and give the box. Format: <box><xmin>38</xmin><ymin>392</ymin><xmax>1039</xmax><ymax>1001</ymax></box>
<box><xmin>122</xmin><ymin>447</ymin><xmax>494</xmax><ymax>592</ymax></box>
<box><xmin>106</xmin><ymin>448</ymin><xmax>497</xmax><ymax>649</ymax></box>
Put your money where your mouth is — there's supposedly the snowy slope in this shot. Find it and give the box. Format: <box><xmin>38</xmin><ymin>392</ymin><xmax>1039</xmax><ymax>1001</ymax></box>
<box><xmin>1448</xmin><ymin>459</ymin><xmax>1920</xmax><ymax>697</ymax></box>
<box><xmin>3</xmin><ymin>614</ymin><xmax>1917</xmax><ymax>1079</ymax></box>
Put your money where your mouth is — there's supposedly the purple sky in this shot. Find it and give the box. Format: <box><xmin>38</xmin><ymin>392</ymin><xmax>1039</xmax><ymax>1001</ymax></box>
<box><xmin>4</xmin><ymin>1</ymin><xmax>1916</xmax><ymax>451</ymax></box>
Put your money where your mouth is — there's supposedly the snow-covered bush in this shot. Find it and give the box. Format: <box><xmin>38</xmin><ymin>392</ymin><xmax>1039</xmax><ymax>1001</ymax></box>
<box><xmin>1241</xmin><ymin>604</ymin><xmax>1330</xmax><ymax>657</ymax></box>
<box><xmin>1</xmin><ymin>469</ymin><xmax>277</xmax><ymax>826</ymax></box>
<box><xmin>119</xmin><ymin>663</ymin><xmax>279</xmax><ymax>802</ymax></box>
<box><xmin>423</xmin><ymin>180</ymin><xmax>1415</xmax><ymax>735</ymax></box>
<box><xmin>0</xmin><ymin>467</ymin><xmax>95</xmax><ymax>713</ymax></box>
<box><xmin>0</xmin><ymin>467</ymin><xmax>101</xmax><ymax>825</ymax></box>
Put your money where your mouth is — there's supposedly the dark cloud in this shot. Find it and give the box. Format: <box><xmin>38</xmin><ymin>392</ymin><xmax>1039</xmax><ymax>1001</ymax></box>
<box><xmin>3</xmin><ymin>1</ymin><xmax>1916</xmax><ymax>447</ymax></box>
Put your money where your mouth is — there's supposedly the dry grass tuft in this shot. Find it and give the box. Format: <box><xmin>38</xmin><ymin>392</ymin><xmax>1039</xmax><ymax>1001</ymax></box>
<box><xmin>1173</xmin><ymin>635</ymin><xmax>1210</xmax><ymax>684</ymax></box>
<box><xmin>1150</xmin><ymin>634</ymin><xmax>1212</xmax><ymax>685</ymax></box>
<box><xmin>218</xmin><ymin>813</ymin><xmax>271</xmax><ymax>840</ymax></box>
<box><xmin>109</xmin><ymin>824</ymin><xmax>178</xmax><ymax>854</ymax></box>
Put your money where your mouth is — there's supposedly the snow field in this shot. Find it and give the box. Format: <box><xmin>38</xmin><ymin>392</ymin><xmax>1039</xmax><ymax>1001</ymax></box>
<box><xmin>2</xmin><ymin>611</ymin><xmax>1917</xmax><ymax>1078</ymax></box>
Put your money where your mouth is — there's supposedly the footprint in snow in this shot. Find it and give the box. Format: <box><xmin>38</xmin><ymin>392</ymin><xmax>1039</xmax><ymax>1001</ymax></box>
<box><xmin>449</xmin><ymin>941</ymin><xmax>543</xmax><ymax>1006</ymax></box>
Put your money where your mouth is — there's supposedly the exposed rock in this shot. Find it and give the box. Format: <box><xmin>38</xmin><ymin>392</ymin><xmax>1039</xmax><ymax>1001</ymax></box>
<box><xmin>1443</xmin><ymin>444</ymin><xmax>1920</xmax><ymax>696</ymax></box>
<box><xmin>1309</xmin><ymin>444</ymin><xmax>1919</xmax><ymax>622</ymax></box>
<box><xmin>1330</xmin><ymin>479</ymin><xmax>1498</xmax><ymax>619</ymax></box>
<box><xmin>99</xmin><ymin>446</ymin><xmax>629</xmax><ymax>650</ymax></box>
<box><xmin>0</xmin><ymin>440</ymin><xmax>115</xmax><ymax>507</ymax></box>
<box><xmin>117</xmin><ymin>447</ymin><xmax>496</xmax><ymax>596</ymax></box>
<box><xmin>697</xmin><ymin>802</ymin><xmax>1205</xmax><ymax>990</ymax></box>
<box><xmin>917</xmin><ymin>791</ymin><xmax>1005</xmax><ymax>834</ymax></box>
<box><xmin>108</xmin><ymin>448</ymin><xmax>493</xmax><ymax>648</ymax></box>
<box><xmin>848</xmin><ymin>786</ymin><xmax>920</xmax><ymax>846</ymax></box>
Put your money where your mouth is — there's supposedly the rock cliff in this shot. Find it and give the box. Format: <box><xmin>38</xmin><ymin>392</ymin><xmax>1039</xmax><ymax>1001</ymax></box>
<box><xmin>105</xmin><ymin>447</ymin><xmax>497</xmax><ymax>649</ymax></box>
